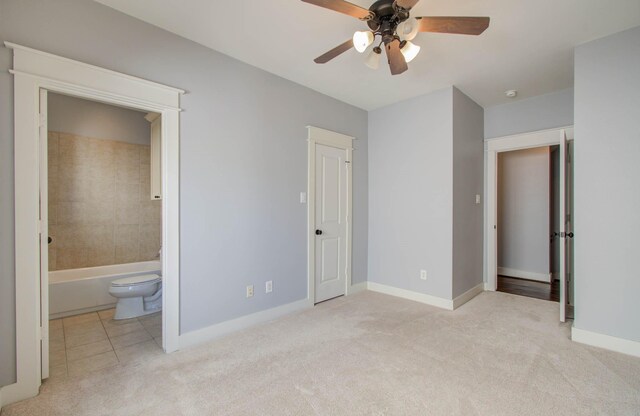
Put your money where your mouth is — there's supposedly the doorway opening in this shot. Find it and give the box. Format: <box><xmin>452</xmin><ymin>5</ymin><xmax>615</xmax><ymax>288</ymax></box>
<box><xmin>43</xmin><ymin>92</ymin><xmax>164</xmax><ymax>379</ymax></box>
<box><xmin>485</xmin><ymin>128</ymin><xmax>574</xmax><ymax>322</ymax></box>
<box><xmin>8</xmin><ymin>42</ymin><xmax>182</xmax><ymax>404</ymax></box>
<box><xmin>496</xmin><ymin>145</ymin><xmax>559</xmax><ymax>302</ymax></box>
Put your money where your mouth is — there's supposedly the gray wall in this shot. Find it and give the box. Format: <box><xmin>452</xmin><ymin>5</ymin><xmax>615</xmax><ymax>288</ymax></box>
<box><xmin>497</xmin><ymin>147</ymin><xmax>550</xmax><ymax>276</ymax></box>
<box><xmin>574</xmin><ymin>26</ymin><xmax>640</xmax><ymax>342</ymax></box>
<box><xmin>484</xmin><ymin>88</ymin><xmax>574</xmax><ymax>139</ymax></box>
<box><xmin>48</xmin><ymin>93</ymin><xmax>151</xmax><ymax>145</ymax></box>
<box><xmin>0</xmin><ymin>0</ymin><xmax>368</xmax><ymax>386</ymax></box>
<box><xmin>452</xmin><ymin>88</ymin><xmax>484</xmax><ymax>297</ymax></box>
<box><xmin>368</xmin><ymin>88</ymin><xmax>454</xmax><ymax>299</ymax></box>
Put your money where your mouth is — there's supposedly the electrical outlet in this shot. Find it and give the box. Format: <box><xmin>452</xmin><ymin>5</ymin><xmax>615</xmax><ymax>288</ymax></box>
<box><xmin>265</xmin><ymin>280</ymin><xmax>273</xmax><ymax>293</ymax></box>
<box><xmin>246</xmin><ymin>285</ymin><xmax>254</xmax><ymax>298</ymax></box>
<box><xmin>420</xmin><ymin>270</ymin><xmax>427</xmax><ymax>280</ymax></box>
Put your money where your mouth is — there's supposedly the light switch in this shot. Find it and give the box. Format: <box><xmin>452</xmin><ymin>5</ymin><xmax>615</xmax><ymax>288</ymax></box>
<box><xmin>300</xmin><ymin>192</ymin><xmax>307</xmax><ymax>204</ymax></box>
<box><xmin>475</xmin><ymin>194</ymin><xmax>481</xmax><ymax>204</ymax></box>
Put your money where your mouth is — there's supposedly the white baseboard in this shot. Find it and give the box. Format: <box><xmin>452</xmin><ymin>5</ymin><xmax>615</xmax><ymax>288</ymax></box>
<box><xmin>483</xmin><ymin>282</ymin><xmax>495</xmax><ymax>291</ymax></box>
<box><xmin>366</xmin><ymin>282</ymin><xmax>453</xmax><ymax>310</ymax></box>
<box><xmin>498</xmin><ymin>267</ymin><xmax>551</xmax><ymax>283</ymax></box>
<box><xmin>348</xmin><ymin>282</ymin><xmax>368</xmax><ymax>295</ymax></box>
<box><xmin>452</xmin><ymin>283</ymin><xmax>484</xmax><ymax>309</ymax></box>
<box><xmin>572</xmin><ymin>327</ymin><xmax>640</xmax><ymax>358</ymax></box>
<box><xmin>177</xmin><ymin>298</ymin><xmax>313</xmax><ymax>350</ymax></box>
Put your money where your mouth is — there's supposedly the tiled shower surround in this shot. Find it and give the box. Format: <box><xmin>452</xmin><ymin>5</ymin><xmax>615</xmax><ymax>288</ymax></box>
<box><xmin>48</xmin><ymin>132</ymin><xmax>161</xmax><ymax>271</ymax></box>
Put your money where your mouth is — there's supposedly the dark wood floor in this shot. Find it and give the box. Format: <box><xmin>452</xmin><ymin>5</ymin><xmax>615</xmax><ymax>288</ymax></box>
<box><xmin>497</xmin><ymin>275</ymin><xmax>560</xmax><ymax>302</ymax></box>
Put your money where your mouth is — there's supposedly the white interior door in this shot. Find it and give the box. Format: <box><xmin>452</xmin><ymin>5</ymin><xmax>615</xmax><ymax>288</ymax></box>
<box><xmin>39</xmin><ymin>88</ymin><xmax>49</xmax><ymax>379</ymax></box>
<box><xmin>559</xmin><ymin>130</ymin><xmax>567</xmax><ymax>322</ymax></box>
<box><xmin>314</xmin><ymin>143</ymin><xmax>348</xmax><ymax>303</ymax></box>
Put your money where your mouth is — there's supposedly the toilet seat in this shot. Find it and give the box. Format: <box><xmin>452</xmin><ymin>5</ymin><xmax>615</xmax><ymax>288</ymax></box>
<box><xmin>111</xmin><ymin>274</ymin><xmax>161</xmax><ymax>287</ymax></box>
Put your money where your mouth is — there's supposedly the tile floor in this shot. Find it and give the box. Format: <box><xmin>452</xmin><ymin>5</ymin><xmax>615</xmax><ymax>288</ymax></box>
<box><xmin>49</xmin><ymin>309</ymin><xmax>163</xmax><ymax>379</ymax></box>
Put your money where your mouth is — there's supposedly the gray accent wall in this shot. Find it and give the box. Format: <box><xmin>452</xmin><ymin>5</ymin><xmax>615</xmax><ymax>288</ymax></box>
<box><xmin>368</xmin><ymin>87</ymin><xmax>484</xmax><ymax>300</ymax></box>
<box><xmin>0</xmin><ymin>0</ymin><xmax>368</xmax><ymax>387</ymax></box>
<box><xmin>48</xmin><ymin>93</ymin><xmax>151</xmax><ymax>145</ymax></box>
<box><xmin>574</xmin><ymin>26</ymin><xmax>640</xmax><ymax>342</ymax></box>
<box><xmin>452</xmin><ymin>88</ymin><xmax>484</xmax><ymax>298</ymax></box>
<box><xmin>368</xmin><ymin>88</ymin><xmax>453</xmax><ymax>299</ymax></box>
<box><xmin>484</xmin><ymin>88</ymin><xmax>574</xmax><ymax>139</ymax></box>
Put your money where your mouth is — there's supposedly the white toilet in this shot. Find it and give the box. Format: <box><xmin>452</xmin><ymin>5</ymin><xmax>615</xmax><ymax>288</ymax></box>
<box><xmin>109</xmin><ymin>274</ymin><xmax>162</xmax><ymax>320</ymax></box>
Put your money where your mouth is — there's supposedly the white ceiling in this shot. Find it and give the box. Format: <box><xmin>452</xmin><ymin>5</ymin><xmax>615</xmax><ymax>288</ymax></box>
<box><xmin>95</xmin><ymin>0</ymin><xmax>640</xmax><ymax>110</ymax></box>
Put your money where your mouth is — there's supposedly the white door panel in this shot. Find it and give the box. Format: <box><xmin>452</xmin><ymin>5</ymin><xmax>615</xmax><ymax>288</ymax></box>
<box><xmin>315</xmin><ymin>144</ymin><xmax>347</xmax><ymax>303</ymax></box>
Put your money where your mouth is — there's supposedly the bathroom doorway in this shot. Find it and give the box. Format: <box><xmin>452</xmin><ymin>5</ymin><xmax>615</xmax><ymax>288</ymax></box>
<box><xmin>43</xmin><ymin>92</ymin><xmax>164</xmax><ymax>379</ymax></box>
<box><xmin>9</xmin><ymin>43</ymin><xmax>181</xmax><ymax>404</ymax></box>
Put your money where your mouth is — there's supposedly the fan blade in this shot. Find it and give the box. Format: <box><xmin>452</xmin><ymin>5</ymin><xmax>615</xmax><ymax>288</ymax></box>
<box><xmin>416</xmin><ymin>16</ymin><xmax>490</xmax><ymax>35</ymax></box>
<box><xmin>314</xmin><ymin>39</ymin><xmax>354</xmax><ymax>64</ymax></box>
<box><xmin>384</xmin><ymin>39</ymin><xmax>408</xmax><ymax>75</ymax></box>
<box><xmin>301</xmin><ymin>0</ymin><xmax>373</xmax><ymax>20</ymax></box>
<box><xmin>395</xmin><ymin>0</ymin><xmax>420</xmax><ymax>10</ymax></box>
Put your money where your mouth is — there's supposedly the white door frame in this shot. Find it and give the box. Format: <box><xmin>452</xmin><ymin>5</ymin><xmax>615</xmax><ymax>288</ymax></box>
<box><xmin>3</xmin><ymin>42</ymin><xmax>183</xmax><ymax>406</ymax></box>
<box><xmin>484</xmin><ymin>126</ymin><xmax>574</xmax><ymax>292</ymax></box>
<box><xmin>307</xmin><ymin>126</ymin><xmax>354</xmax><ymax>303</ymax></box>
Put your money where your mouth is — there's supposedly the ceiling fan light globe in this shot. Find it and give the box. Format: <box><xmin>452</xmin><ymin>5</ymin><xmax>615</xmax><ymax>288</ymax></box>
<box><xmin>397</xmin><ymin>19</ymin><xmax>419</xmax><ymax>41</ymax></box>
<box><xmin>353</xmin><ymin>31</ymin><xmax>374</xmax><ymax>53</ymax></box>
<box><xmin>400</xmin><ymin>40</ymin><xmax>420</xmax><ymax>63</ymax></box>
<box><xmin>365</xmin><ymin>48</ymin><xmax>381</xmax><ymax>69</ymax></box>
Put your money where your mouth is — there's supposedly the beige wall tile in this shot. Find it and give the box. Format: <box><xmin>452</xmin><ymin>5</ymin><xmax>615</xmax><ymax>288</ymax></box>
<box><xmin>57</xmin><ymin>201</ymin><xmax>86</xmax><ymax>225</ymax></box>
<box><xmin>84</xmin><ymin>201</ymin><xmax>115</xmax><ymax>225</ymax></box>
<box><xmin>87</xmin><ymin>179</ymin><xmax>116</xmax><ymax>202</ymax></box>
<box><xmin>56</xmin><ymin>247</ymin><xmax>88</xmax><ymax>270</ymax></box>
<box><xmin>116</xmin><ymin>183</ymin><xmax>140</xmax><ymax>204</ymax></box>
<box><xmin>140</xmin><ymin>163</ymin><xmax>151</xmax><ymax>188</ymax></box>
<box><xmin>57</xmin><ymin>178</ymin><xmax>91</xmax><ymax>202</ymax></box>
<box><xmin>59</xmin><ymin>133</ymin><xmax>90</xmax><ymax>164</ymax></box>
<box><xmin>48</xmin><ymin>246</ymin><xmax>57</xmax><ymax>270</ymax></box>
<box><xmin>140</xmin><ymin>201</ymin><xmax>161</xmax><ymax>225</ymax></box>
<box><xmin>48</xmin><ymin>203</ymin><xmax>57</xmax><ymax>225</ymax></box>
<box><xmin>115</xmin><ymin>202</ymin><xmax>140</xmax><ymax>225</ymax></box>
<box><xmin>115</xmin><ymin>224</ymin><xmax>140</xmax><ymax>263</ymax></box>
<box><xmin>139</xmin><ymin>145</ymin><xmax>150</xmax><ymax>165</ymax></box>
<box><xmin>116</xmin><ymin>163</ymin><xmax>140</xmax><ymax>184</ymax></box>
<box><xmin>114</xmin><ymin>142</ymin><xmax>140</xmax><ymax>165</ymax></box>
<box><xmin>49</xmin><ymin>132</ymin><xmax>160</xmax><ymax>270</ymax></box>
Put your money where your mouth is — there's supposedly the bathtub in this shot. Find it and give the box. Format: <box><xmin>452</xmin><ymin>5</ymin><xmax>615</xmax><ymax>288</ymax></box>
<box><xmin>49</xmin><ymin>260</ymin><xmax>161</xmax><ymax>319</ymax></box>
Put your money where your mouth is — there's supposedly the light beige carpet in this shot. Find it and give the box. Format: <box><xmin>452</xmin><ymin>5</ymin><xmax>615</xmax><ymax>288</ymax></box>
<box><xmin>2</xmin><ymin>291</ymin><xmax>640</xmax><ymax>415</ymax></box>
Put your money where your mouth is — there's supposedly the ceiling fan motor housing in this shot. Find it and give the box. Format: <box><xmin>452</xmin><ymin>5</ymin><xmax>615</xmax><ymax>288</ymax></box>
<box><xmin>367</xmin><ymin>0</ymin><xmax>411</xmax><ymax>39</ymax></box>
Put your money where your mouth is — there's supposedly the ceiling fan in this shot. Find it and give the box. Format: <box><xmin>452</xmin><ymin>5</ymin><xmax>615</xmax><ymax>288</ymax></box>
<box><xmin>302</xmin><ymin>0</ymin><xmax>490</xmax><ymax>75</ymax></box>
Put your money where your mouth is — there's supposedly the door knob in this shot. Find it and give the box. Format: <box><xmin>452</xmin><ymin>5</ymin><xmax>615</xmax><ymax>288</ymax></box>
<box><xmin>567</xmin><ymin>232</ymin><xmax>574</xmax><ymax>238</ymax></box>
<box><xmin>315</xmin><ymin>229</ymin><xmax>323</xmax><ymax>235</ymax></box>
<box><xmin>48</xmin><ymin>236</ymin><xmax>52</xmax><ymax>244</ymax></box>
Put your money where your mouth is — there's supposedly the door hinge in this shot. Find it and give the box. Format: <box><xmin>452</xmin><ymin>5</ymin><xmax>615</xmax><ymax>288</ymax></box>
<box><xmin>39</xmin><ymin>113</ymin><xmax>46</xmax><ymax>128</ymax></box>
